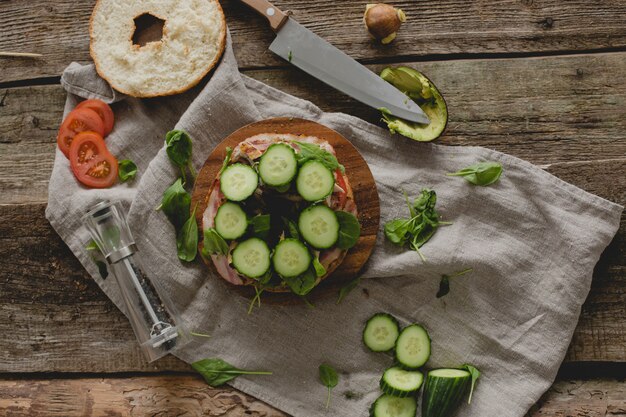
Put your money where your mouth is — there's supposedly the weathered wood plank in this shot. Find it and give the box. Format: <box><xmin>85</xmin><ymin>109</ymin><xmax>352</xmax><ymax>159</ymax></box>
<box><xmin>1</xmin><ymin>52</ymin><xmax>626</xmax><ymax>205</ymax></box>
<box><xmin>0</xmin><ymin>376</ymin><xmax>623</xmax><ymax>417</ymax></box>
<box><xmin>0</xmin><ymin>156</ymin><xmax>623</xmax><ymax>372</ymax></box>
<box><xmin>3</xmin><ymin>0</ymin><xmax>626</xmax><ymax>82</ymax></box>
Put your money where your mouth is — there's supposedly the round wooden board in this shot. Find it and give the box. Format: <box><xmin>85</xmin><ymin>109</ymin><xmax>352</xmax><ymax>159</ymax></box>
<box><xmin>191</xmin><ymin>117</ymin><xmax>380</xmax><ymax>304</ymax></box>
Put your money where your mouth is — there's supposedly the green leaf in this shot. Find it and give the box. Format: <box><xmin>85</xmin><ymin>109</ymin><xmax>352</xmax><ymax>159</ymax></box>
<box><xmin>283</xmin><ymin>217</ymin><xmax>300</xmax><ymax>239</ymax></box>
<box><xmin>176</xmin><ymin>204</ymin><xmax>198</xmax><ymax>262</ymax></box>
<box><xmin>161</xmin><ymin>178</ymin><xmax>191</xmax><ymax>230</ymax></box>
<box><xmin>447</xmin><ymin>162</ymin><xmax>502</xmax><ymax>186</ymax></box>
<box><xmin>436</xmin><ymin>275</ymin><xmax>450</xmax><ymax>298</ymax></box>
<box><xmin>94</xmin><ymin>259</ymin><xmax>108</xmax><ymax>280</ymax></box>
<box><xmin>85</xmin><ymin>239</ymin><xmax>100</xmax><ymax>252</ymax></box>
<box><xmin>312</xmin><ymin>252</ymin><xmax>326</xmax><ymax>277</ymax></box>
<box><xmin>165</xmin><ymin>130</ymin><xmax>193</xmax><ymax>168</ymax></box>
<box><xmin>202</xmin><ymin>228</ymin><xmax>229</xmax><ymax>256</ymax></box>
<box><xmin>461</xmin><ymin>364</ymin><xmax>481</xmax><ymax>404</ymax></box>
<box><xmin>384</xmin><ymin>218</ymin><xmax>412</xmax><ymax>245</ymax></box>
<box><xmin>335</xmin><ymin>211</ymin><xmax>360</xmax><ymax>249</ymax></box>
<box><xmin>118</xmin><ymin>159</ymin><xmax>138</xmax><ymax>182</ymax></box>
<box><xmin>220</xmin><ymin>147</ymin><xmax>233</xmax><ymax>176</ymax></box>
<box><xmin>336</xmin><ymin>277</ymin><xmax>360</xmax><ymax>304</ymax></box>
<box><xmin>294</xmin><ymin>141</ymin><xmax>340</xmax><ymax>172</ymax></box>
<box><xmin>282</xmin><ymin>266</ymin><xmax>317</xmax><ymax>296</ymax></box>
<box><xmin>251</xmin><ymin>214</ymin><xmax>271</xmax><ymax>240</ymax></box>
<box><xmin>191</xmin><ymin>358</ymin><xmax>272</xmax><ymax>387</ymax></box>
<box><xmin>319</xmin><ymin>363</ymin><xmax>339</xmax><ymax>408</ymax></box>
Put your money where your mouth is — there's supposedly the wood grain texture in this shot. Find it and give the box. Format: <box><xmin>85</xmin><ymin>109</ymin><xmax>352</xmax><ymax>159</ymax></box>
<box><xmin>0</xmin><ymin>376</ymin><xmax>624</xmax><ymax>417</ymax></box>
<box><xmin>191</xmin><ymin>118</ymin><xmax>379</xmax><ymax>302</ymax></box>
<box><xmin>3</xmin><ymin>0</ymin><xmax>626</xmax><ymax>82</ymax></box>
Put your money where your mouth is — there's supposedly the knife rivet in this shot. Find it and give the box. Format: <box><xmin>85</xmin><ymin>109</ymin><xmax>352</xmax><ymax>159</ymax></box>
<box><xmin>266</xmin><ymin>7</ymin><xmax>275</xmax><ymax>16</ymax></box>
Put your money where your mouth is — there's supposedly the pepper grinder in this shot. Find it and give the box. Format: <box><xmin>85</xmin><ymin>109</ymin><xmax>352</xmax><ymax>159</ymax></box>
<box><xmin>83</xmin><ymin>200</ymin><xmax>188</xmax><ymax>362</ymax></box>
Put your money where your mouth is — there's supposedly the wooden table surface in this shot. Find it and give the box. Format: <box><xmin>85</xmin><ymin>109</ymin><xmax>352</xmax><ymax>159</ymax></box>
<box><xmin>1</xmin><ymin>0</ymin><xmax>625</xmax><ymax>415</ymax></box>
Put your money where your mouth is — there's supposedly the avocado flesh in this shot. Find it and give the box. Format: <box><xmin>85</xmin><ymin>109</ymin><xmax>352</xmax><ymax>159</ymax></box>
<box><xmin>380</xmin><ymin>67</ymin><xmax>448</xmax><ymax>142</ymax></box>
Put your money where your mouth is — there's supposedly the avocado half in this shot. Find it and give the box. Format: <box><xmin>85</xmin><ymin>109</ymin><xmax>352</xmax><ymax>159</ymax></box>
<box><xmin>380</xmin><ymin>67</ymin><xmax>448</xmax><ymax>142</ymax></box>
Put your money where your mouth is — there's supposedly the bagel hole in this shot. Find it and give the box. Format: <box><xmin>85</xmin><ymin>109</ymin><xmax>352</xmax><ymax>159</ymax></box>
<box><xmin>132</xmin><ymin>13</ymin><xmax>165</xmax><ymax>47</ymax></box>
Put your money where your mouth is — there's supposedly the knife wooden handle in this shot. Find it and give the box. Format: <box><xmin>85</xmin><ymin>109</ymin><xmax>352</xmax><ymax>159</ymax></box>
<box><xmin>239</xmin><ymin>0</ymin><xmax>288</xmax><ymax>31</ymax></box>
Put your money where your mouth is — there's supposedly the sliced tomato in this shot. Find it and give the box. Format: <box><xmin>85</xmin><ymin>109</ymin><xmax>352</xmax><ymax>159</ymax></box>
<box><xmin>69</xmin><ymin>131</ymin><xmax>118</xmax><ymax>188</ymax></box>
<box><xmin>57</xmin><ymin>108</ymin><xmax>105</xmax><ymax>158</ymax></box>
<box><xmin>334</xmin><ymin>168</ymin><xmax>348</xmax><ymax>208</ymax></box>
<box><xmin>76</xmin><ymin>99</ymin><xmax>114</xmax><ymax>135</ymax></box>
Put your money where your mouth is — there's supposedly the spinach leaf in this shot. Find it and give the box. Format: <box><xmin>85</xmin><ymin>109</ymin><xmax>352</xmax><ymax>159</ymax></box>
<box><xmin>294</xmin><ymin>141</ymin><xmax>345</xmax><ymax>173</ymax></box>
<box><xmin>437</xmin><ymin>268</ymin><xmax>473</xmax><ymax>298</ymax></box>
<box><xmin>165</xmin><ymin>130</ymin><xmax>196</xmax><ymax>183</ymax></box>
<box><xmin>191</xmin><ymin>358</ymin><xmax>272</xmax><ymax>387</ymax></box>
<box><xmin>85</xmin><ymin>239</ymin><xmax>100</xmax><ymax>251</ymax></box>
<box><xmin>461</xmin><ymin>364</ymin><xmax>481</xmax><ymax>404</ymax></box>
<box><xmin>283</xmin><ymin>217</ymin><xmax>300</xmax><ymax>239</ymax></box>
<box><xmin>447</xmin><ymin>161</ymin><xmax>502</xmax><ymax>186</ymax></box>
<box><xmin>94</xmin><ymin>259</ymin><xmax>108</xmax><ymax>280</ymax></box>
<box><xmin>312</xmin><ymin>252</ymin><xmax>326</xmax><ymax>277</ymax></box>
<box><xmin>336</xmin><ymin>277</ymin><xmax>360</xmax><ymax>304</ymax></box>
<box><xmin>176</xmin><ymin>204</ymin><xmax>198</xmax><ymax>262</ymax></box>
<box><xmin>318</xmin><ymin>363</ymin><xmax>339</xmax><ymax>408</ymax></box>
<box><xmin>160</xmin><ymin>178</ymin><xmax>191</xmax><ymax>230</ymax></box>
<box><xmin>282</xmin><ymin>266</ymin><xmax>317</xmax><ymax>296</ymax></box>
<box><xmin>85</xmin><ymin>240</ymin><xmax>108</xmax><ymax>279</ymax></box>
<box><xmin>118</xmin><ymin>159</ymin><xmax>138</xmax><ymax>182</ymax></box>
<box><xmin>220</xmin><ymin>147</ymin><xmax>233</xmax><ymax>175</ymax></box>
<box><xmin>335</xmin><ymin>211</ymin><xmax>360</xmax><ymax>249</ymax></box>
<box><xmin>384</xmin><ymin>188</ymin><xmax>450</xmax><ymax>262</ymax></box>
<box><xmin>251</xmin><ymin>214</ymin><xmax>271</xmax><ymax>239</ymax></box>
<box><xmin>202</xmin><ymin>228</ymin><xmax>229</xmax><ymax>256</ymax></box>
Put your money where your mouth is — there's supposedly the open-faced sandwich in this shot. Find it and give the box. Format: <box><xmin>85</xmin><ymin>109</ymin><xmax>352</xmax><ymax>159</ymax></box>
<box><xmin>200</xmin><ymin>134</ymin><xmax>361</xmax><ymax>297</ymax></box>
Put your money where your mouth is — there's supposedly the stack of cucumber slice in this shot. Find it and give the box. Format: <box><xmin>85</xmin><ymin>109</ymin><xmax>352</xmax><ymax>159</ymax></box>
<box><xmin>363</xmin><ymin>313</ymin><xmax>477</xmax><ymax>417</ymax></box>
<box><xmin>212</xmin><ymin>141</ymin><xmax>360</xmax><ymax>296</ymax></box>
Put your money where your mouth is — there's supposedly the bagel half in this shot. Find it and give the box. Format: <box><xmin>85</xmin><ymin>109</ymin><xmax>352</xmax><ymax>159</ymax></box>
<box><xmin>90</xmin><ymin>0</ymin><xmax>226</xmax><ymax>97</ymax></box>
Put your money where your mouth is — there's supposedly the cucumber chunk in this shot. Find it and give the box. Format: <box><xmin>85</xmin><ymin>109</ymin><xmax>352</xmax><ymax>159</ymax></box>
<box><xmin>363</xmin><ymin>313</ymin><xmax>400</xmax><ymax>352</ymax></box>
<box><xmin>422</xmin><ymin>369</ymin><xmax>471</xmax><ymax>417</ymax></box>
<box><xmin>214</xmin><ymin>202</ymin><xmax>248</xmax><ymax>240</ymax></box>
<box><xmin>273</xmin><ymin>238</ymin><xmax>311</xmax><ymax>278</ymax></box>
<box><xmin>370</xmin><ymin>394</ymin><xmax>417</xmax><ymax>417</ymax></box>
<box><xmin>258</xmin><ymin>143</ymin><xmax>298</xmax><ymax>187</ymax></box>
<box><xmin>220</xmin><ymin>163</ymin><xmax>258</xmax><ymax>201</ymax></box>
<box><xmin>296</xmin><ymin>160</ymin><xmax>335</xmax><ymax>201</ymax></box>
<box><xmin>298</xmin><ymin>205</ymin><xmax>339</xmax><ymax>249</ymax></box>
<box><xmin>231</xmin><ymin>237</ymin><xmax>270</xmax><ymax>278</ymax></box>
<box><xmin>380</xmin><ymin>367</ymin><xmax>423</xmax><ymax>398</ymax></box>
<box><xmin>395</xmin><ymin>324</ymin><xmax>431</xmax><ymax>369</ymax></box>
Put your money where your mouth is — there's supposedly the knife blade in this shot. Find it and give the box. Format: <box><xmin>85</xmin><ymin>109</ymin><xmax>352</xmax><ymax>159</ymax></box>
<box><xmin>238</xmin><ymin>0</ymin><xmax>430</xmax><ymax>125</ymax></box>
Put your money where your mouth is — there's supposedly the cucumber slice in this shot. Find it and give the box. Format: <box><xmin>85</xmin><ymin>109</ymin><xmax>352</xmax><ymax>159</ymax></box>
<box><xmin>363</xmin><ymin>313</ymin><xmax>400</xmax><ymax>352</ymax></box>
<box><xmin>422</xmin><ymin>369</ymin><xmax>471</xmax><ymax>417</ymax></box>
<box><xmin>380</xmin><ymin>367</ymin><xmax>424</xmax><ymax>398</ymax></box>
<box><xmin>298</xmin><ymin>205</ymin><xmax>339</xmax><ymax>249</ymax></box>
<box><xmin>296</xmin><ymin>160</ymin><xmax>335</xmax><ymax>201</ymax></box>
<box><xmin>370</xmin><ymin>394</ymin><xmax>417</xmax><ymax>417</ymax></box>
<box><xmin>258</xmin><ymin>143</ymin><xmax>298</xmax><ymax>187</ymax></box>
<box><xmin>220</xmin><ymin>163</ymin><xmax>258</xmax><ymax>201</ymax></box>
<box><xmin>214</xmin><ymin>202</ymin><xmax>248</xmax><ymax>240</ymax></box>
<box><xmin>232</xmin><ymin>237</ymin><xmax>271</xmax><ymax>278</ymax></box>
<box><xmin>395</xmin><ymin>324</ymin><xmax>431</xmax><ymax>369</ymax></box>
<box><xmin>273</xmin><ymin>238</ymin><xmax>311</xmax><ymax>278</ymax></box>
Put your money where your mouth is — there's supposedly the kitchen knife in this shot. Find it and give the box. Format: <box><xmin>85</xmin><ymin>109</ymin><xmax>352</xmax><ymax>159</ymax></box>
<box><xmin>239</xmin><ymin>0</ymin><xmax>430</xmax><ymax>124</ymax></box>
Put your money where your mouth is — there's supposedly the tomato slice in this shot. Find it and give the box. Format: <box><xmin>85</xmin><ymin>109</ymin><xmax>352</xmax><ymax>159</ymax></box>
<box><xmin>75</xmin><ymin>99</ymin><xmax>114</xmax><ymax>135</ymax></box>
<box><xmin>69</xmin><ymin>131</ymin><xmax>118</xmax><ymax>188</ymax></box>
<box><xmin>334</xmin><ymin>168</ymin><xmax>348</xmax><ymax>208</ymax></box>
<box><xmin>57</xmin><ymin>108</ymin><xmax>106</xmax><ymax>158</ymax></box>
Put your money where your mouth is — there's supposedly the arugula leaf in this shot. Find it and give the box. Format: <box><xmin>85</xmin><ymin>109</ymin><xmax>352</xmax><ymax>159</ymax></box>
<box><xmin>176</xmin><ymin>204</ymin><xmax>198</xmax><ymax>262</ymax></box>
<box><xmin>192</xmin><ymin>358</ymin><xmax>272</xmax><ymax>387</ymax></box>
<box><xmin>335</xmin><ymin>211</ymin><xmax>361</xmax><ymax>249</ymax></box>
<box><xmin>220</xmin><ymin>147</ymin><xmax>233</xmax><ymax>176</ymax></box>
<box><xmin>165</xmin><ymin>130</ymin><xmax>196</xmax><ymax>183</ymax></box>
<box><xmin>312</xmin><ymin>252</ymin><xmax>326</xmax><ymax>277</ymax></box>
<box><xmin>118</xmin><ymin>159</ymin><xmax>137</xmax><ymax>182</ymax></box>
<box><xmin>437</xmin><ymin>268</ymin><xmax>473</xmax><ymax>298</ymax></box>
<box><xmin>384</xmin><ymin>188</ymin><xmax>450</xmax><ymax>262</ymax></box>
<box><xmin>461</xmin><ymin>364</ymin><xmax>481</xmax><ymax>404</ymax></box>
<box><xmin>282</xmin><ymin>266</ymin><xmax>317</xmax><ymax>296</ymax></box>
<box><xmin>160</xmin><ymin>178</ymin><xmax>191</xmax><ymax>230</ymax></box>
<box><xmin>447</xmin><ymin>162</ymin><xmax>502</xmax><ymax>186</ymax></box>
<box><xmin>202</xmin><ymin>228</ymin><xmax>229</xmax><ymax>256</ymax></box>
<box><xmin>319</xmin><ymin>364</ymin><xmax>339</xmax><ymax>408</ymax></box>
<box><xmin>294</xmin><ymin>141</ymin><xmax>344</xmax><ymax>173</ymax></box>
<box><xmin>251</xmin><ymin>214</ymin><xmax>271</xmax><ymax>239</ymax></box>
<box><xmin>336</xmin><ymin>277</ymin><xmax>360</xmax><ymax>304</ymax></box>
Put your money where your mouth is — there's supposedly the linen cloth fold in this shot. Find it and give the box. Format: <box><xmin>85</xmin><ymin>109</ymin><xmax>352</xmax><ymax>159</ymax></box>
<box><xmin>47</xmin><ymin>34</ymin><xmax>622</xmax><ymax>417</ymax></box>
